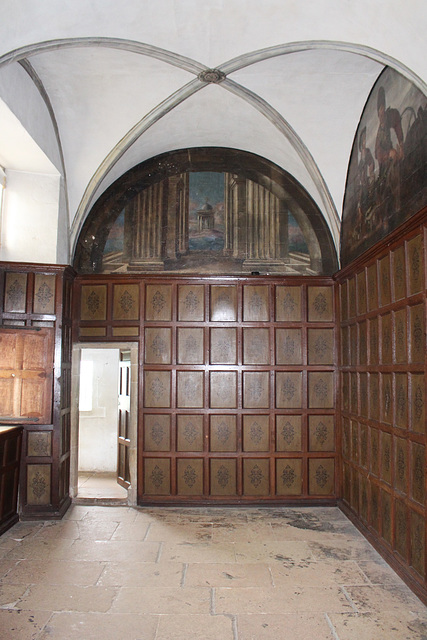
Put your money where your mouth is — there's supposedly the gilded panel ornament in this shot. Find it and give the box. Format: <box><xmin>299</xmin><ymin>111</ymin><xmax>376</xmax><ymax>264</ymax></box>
<box><xmin>217</xmin><ymin>465</ymin><xmax>230</xmax><ymax>488</ymax></box>
<box><xmin>249</xmin><ymin>464</ymin><xmax>264</xmax><ymax>488</ymax></box>
<box><xmin>31</xmin><ymin>471</ymin><xmax>48</xmax><ymax>498</ymax></box>
<box><xmin>183</xmin><ymin>421</ymin><xmax>198</xmax><ymax>444</ymax></box>
<box><xmin>282</xmin><ymin>421</ymin><xmax>295</xmax><ymax>445</ymax></box>
<box><xmin>5</xmin><ymin>275</ymin><xmax>27</xmax><ymax>311</ymax></box>
<box><xmin>152</xmin><ymin>290</ymin><xmax>166</xmax><ymax>314</ymax></box>
<box><xmin>393</xmin><ymin>246</ymin><xmax>406</xmax><ymax>300</ymax></box>
<box><xmin>184</xmin><ymin>465</ymin><xmax>197</xmax><ymax>488</ymax></box>
<box><xmin>119</xmin><ymin>289</ymin><xmax>135</xmax><ymax>314</ymax></box>
<box><xmin>150</xmin><ymin>465</ymin><xmax>165</xmax><ymax>489</ymax></box>
<box><xmin>315</xmin><ymin>465</ymin><xmax>329</xmax><ymax>489</ymax></box>
<box><xmin>151</xmin><ymin>421</ymin><xmax>166</xmax><ymax>446</ymax></box>
<box><xmin>217</xmin><ymin>421</ymin><xmax>231</xmax><ymax>444</ymax></box>
<box><xmin>281</xmin><ymin>464</ymin><xmax>296</xmax><ymax>488</ymax></box>
<box><xmin>35</xmin><ymin>281</ymin><xmax>53</xmax><ymax>310</ymax></box>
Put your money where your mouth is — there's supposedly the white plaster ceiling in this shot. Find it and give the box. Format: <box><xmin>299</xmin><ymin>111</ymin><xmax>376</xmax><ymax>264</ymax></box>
<box><xmin>0</xmin><ymin>0</ymin><xmax>426</xmax><ymax>259</ymax></box>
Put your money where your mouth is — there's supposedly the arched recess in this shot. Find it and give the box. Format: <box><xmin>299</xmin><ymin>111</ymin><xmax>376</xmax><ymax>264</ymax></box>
<box><xmin>73</xmin><ymin>148</ymin><xmax>338</xmax><ymax>276</ymax></box>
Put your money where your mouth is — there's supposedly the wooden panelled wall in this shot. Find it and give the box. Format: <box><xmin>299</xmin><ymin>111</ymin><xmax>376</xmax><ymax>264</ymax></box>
<box><xmin>337</xmin><ymin>210</ymin><xmax>427</xmax><ymax>602</ymax></box>
<box><xmin>0</xmin><ymin>264</ymin><xmax>74</xmax><ymax>518</ymax></box>
<box><xmin>74</xmin><ymin>275</ymin><xmax>338</xmax><ymax>505</ymax></box>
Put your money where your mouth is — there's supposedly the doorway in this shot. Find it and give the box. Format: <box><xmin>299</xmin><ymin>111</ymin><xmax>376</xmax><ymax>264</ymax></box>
<box><xmin>70</xmin><ymin>342</ymin><xmax>138</xmax><ymax>505</ymax></box>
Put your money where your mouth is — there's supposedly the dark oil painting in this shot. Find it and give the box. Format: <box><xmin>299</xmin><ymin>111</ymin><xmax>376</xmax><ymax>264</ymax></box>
<box><xmin>341</xmin><ymin>67</ymin><xmax>427</xmax><ymax>266</ymax></box>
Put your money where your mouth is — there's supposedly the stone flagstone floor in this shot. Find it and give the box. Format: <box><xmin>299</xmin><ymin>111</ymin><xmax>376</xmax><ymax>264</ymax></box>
<box><xmin>0</xmin><ymin>505</ymin><xmax>427</xmax><ymax>639</ymax></box>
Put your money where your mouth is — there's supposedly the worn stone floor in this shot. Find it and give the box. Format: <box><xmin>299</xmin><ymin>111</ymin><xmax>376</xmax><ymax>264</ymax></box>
<box><xmin>0</xmin><ymin>505</ymin><xmax>427</xmax><ymax>639</ymax></box>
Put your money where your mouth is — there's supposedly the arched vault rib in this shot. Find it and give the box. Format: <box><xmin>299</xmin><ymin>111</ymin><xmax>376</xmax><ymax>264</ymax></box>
<box><xmin>2</xmin><ymin>37</ymin><xmax>425</xmax><ymax>260</ymax></box>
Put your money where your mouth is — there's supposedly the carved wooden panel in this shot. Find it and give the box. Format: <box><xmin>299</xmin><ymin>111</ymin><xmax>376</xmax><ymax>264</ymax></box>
<box><xmin>210</xmin><ymin>415</ymin><xmax>237</xmax><ymax>452</ymax></box>
<box><xmin>275</xmin><ymin>329</ymin><xmax>302</xmax><ymax>365</ymax></box>
<box><xmin>145</xmin><ymin>328</ymin><xmax>172</xmax><ymax>364</ymax></box>
<box><xmin>308</xmin><ymin>372</ymin><xmax>334</xmax><ymax>408</ymax></box>
<box><xmin>393</xmin><ymin>246</ymin><xmax>406</xmax><ymax>301</ymax></box>
<box><xmin>356</xmin><ymin>270</ymin><xmax>367</xmax><ymax>315</ymax></box>
<box><xmin>410</xmin><ymin>304</ymin><xmax>425</xmax><ymax>363</ymax></box>
<box><xmin>276</xmin><ymin>372</ymin><xmax>302</xmax><ymax>408</ymax></box>
<box><xmin>369</xmin><ymin>374</ymin><xmax>379</xmax><ymax>421</ymax></box>
<box><xmin>308</xmin><ymin>415</ymin><xmax>334</xmax><ymax>452</ymax></box>
<box><xmin>210</xmin><ymin>371</ymin><xmax>237</xmax><ymax>408</ymax></box>
<box><xmin>395</xmin><ymin>499</ymin><xmax>408</xmax><ymax>558</ymax></box>
<box><xmin>4</xmin><ymin>273</ymin><xmax>27</xmax><ymax>312</ymax></box>
<box><xmin>178</xmin><ymin>285</ymin><xmax>204</xmax><ymax>321</ymax></box>
<box><xmin>210</xmin><ymin>459</ymin><xmax>237</xmax><ymax>496</ymax></box>
<box><xmin>243</xmin><ymin>329</ymin><xmax>269</xmax><ymax>364</ymax></box>
<box><xmin>80</xmin><ymin>285</ymin><xmax>107</xmax><ymax>321</ymax></box>
<box><xmin>308</xmin><ymin>458</ymin><xmax>334</xmax><ymax>495</ymax></box>
<box><xmin>358</xmin><ymin>322</ymin><xmax>367</xmax><ymax>366</ymax></box>
<box><xmin>144</xmin><ymin>371</ymin><xmax>171</xmax><ymax>407</ymax></box>
<box><xmin>243</xmin><ymin>372</ymin><xmax>269</xmax><ymax>408</ymax></box>
<box><xmin>410</xmin><ymin>509</ymin><xmax>426</xmax><ymax>577</ymax></box>
<box><xmin>177</xmin><ymin>415</ymin><xmax>203</xmax><ymax>452</ymax></box>
<box><xmin>380</xmin><ymin>432</ymin><xmax>392</xmax><ymax>485</ymax></box>
<box><xmin>407</xmin><ymin>234</ymin><xmax>424</xmax><ymax>295</ymax></box>
<box><xmin>276</xmin><ymin>415</ymin><xmax>302</xmax><ymax>452</ymax></box>
<box><xmin>145</xmin><ymin>285</ymin><xmax>172</xmax><ymax>321</ymax></box>
<box><xmin>369</xmin><ymin>317</ymin><xmax>379</xmax><ymax>365</ymax></box>
<box><xmin>381</xmin><ymin>489</ymin><xmax>392</xmax><ymax>545</ymax></box>
<box><xmin>381</xmin><ymin>373</ymin><xmax>393</xmax><ymax>424</ymax></box>
<box><xmin>395</xmin><ymin>374</ymin><xmax>408</xmax><ymax>429</ymax></box>
<box><xmin>308</xmin><ymin>329</ymin><xmax>334</xmax><ymax>365</ymax></box>
<box><xmin>144</xmin><ymin>458</ymin><xmax>170</xmax><ymax>495</ymax></box>
<box><xmin>394</xmin><ymin>308</ymin><xmax>407</xmax><ymax>364</ymax></box>
<box><xmin>33</xmin><ymin>274</ymin><xmax>56</xmax><ymax>315</ymax></box>
<box><xmin>411</xmin><ymin>374</ymin><xmax>425</xmax><ymax>434</ymax></box>
<box><xmin>367</xmin><ymin>263</ymin><xmax>378</xmax><ymax>312</ymax></box>
<box><xmin>243</xmin><ymin>285</ymin><xmax>269</xmax><ymax>321</ymax></box>
<box><xmin>395</xmin><ymin>437</ymin><xmax>407</xmax><ymax>494</ymax></box>
<box><xmin>177</xmin><ymin>458</ymin><xmax>203</xmax><ymax>495</ymax></box>
<box><xmin>243</xmin><ymin>415</ymin><xmax>269</xmax><ymax>451</ymax></box>
<box><xmin>177</xmin><ymin>371</ymin><xmax>204</xmax><ymax>408</ymax></box>
<box><xmin>243</xmin><ymin>459</ymin><xmax>269</xmax><ymax>495</ymax></box>
<box><xmin>113</xmin><ymin>284</ymin><xmax>139</xmax><ymax>320</ymax></box>
<box><xmin>210</xmin><ymin>286</ymin><xmax>237</xmax><ymax>321</ymax></box>
<box><xmin>307</xmin><ymin>286</ymin><xmax>333</xmax><ymax>322</ymax></box>
<box><xmin>144</xmin><ymin>415</ymin><xmax>171</xmax><ymax>451</ymax></box>
<box><xmin>411</xmin><ymin>443</ymin><xmax>425</xmax><ymax>505</ymax></box>
<box><xmin>27</xmin><ymin>432</ymin><xmax>51</xmax><ymax>457</ymax></box>
<box><xmin>379</xmin><ymin>255</ymin><xmax>391</xmax><ymax>307</ymax></box>
<box><xmin>210</xmin><ymin>328</ymin><xmax>237</xmax><ymax>364</ymax></box>
<box><xmin>275</xmin><ymin>286</ymin><xmax>301</xmax><ymax>322</ymax></box>
<box><xmin>27</xmin><ymin>464</ymin><xmax>51</xmax><ymax>505</ymax></box>
<box><xmin>276</xmin><ymin>459</ymin><xmax>302</xmax><ymax>495</ymax></box>
<box><xmin>381</xmin><ymin>313</ymin><xmax>393</xmax><ymax>364</ymax></box>
<box><xmin>177</xmin><ymin>328</ymin><xmax>204</xmax><ymax>364</ymax></box>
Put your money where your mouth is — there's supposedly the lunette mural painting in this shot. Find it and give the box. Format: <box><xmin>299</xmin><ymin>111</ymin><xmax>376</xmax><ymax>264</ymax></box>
<box><xmin>341</xmin><ymin>67</ymin><xmax>427</xmax><ymax>266</ymax></box>
<box><xmin>86</xmin><ymin>169</ymin><xmax>314</xmax><ymax>275</ymax></box>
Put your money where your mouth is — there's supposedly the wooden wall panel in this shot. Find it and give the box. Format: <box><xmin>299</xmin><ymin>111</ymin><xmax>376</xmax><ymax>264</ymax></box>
<box><xmin>338</xmin><ymin>214</ymin><xmax>427</xmax><ymax>603</ymax></box>
<box><xmin>133</xmin><ymin>277</ymin><xmax>336</xmax><ymax>505</ymax></box>
<box><xmin>0</xmin><ymin>264</ymin><xmax>73</xmax><ymax>520</ymax></box>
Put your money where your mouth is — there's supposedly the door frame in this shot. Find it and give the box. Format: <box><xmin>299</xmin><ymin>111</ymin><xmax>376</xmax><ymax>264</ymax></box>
<box><xmin>70</xmin><ymin>341</ymin><xmax>138</xmax><ymax>505</ymax></box>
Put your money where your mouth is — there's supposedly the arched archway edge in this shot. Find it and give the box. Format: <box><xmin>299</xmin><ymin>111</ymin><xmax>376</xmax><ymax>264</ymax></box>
<box><xmin>1</xmin><ymin>38</ymin><xmax>425</xmax><ymax>262</ymax></box>
<box><xmin>73</xmin><ymin>146</ymin><xmax>339</xmax><ymax>276</ymax></box>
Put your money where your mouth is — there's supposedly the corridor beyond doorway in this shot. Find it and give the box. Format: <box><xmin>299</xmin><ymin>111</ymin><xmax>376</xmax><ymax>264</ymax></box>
<box><xmin>77</xmin><ymin>472</ymin><xmax>128</xmax><ymax>503</ymax></box>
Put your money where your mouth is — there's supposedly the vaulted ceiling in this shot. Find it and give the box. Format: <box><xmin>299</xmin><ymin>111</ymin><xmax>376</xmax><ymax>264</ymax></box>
<box><xmin>0</xmin><ymin>1</ymin><xmax>426</xmax><ymax>262</ymax></box>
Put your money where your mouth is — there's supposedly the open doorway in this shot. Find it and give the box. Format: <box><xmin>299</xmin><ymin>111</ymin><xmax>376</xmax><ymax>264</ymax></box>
<box><xmin>70</xmin><ymin>342</ymin><xmax>138</xmax><ymax>505</ymax></box>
